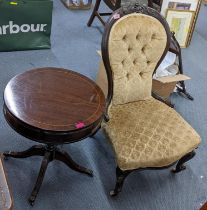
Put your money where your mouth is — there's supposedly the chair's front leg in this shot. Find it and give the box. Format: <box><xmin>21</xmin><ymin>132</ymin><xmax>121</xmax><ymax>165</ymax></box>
<box><xmin>110</xmin><ymin>167</ymin><xmax>131</xmax><ymax>196</ymax></box>
<box><xmin>172</xmin><ymin>150</ymin><xmax>196</xmax><ymax>173</ymax></box>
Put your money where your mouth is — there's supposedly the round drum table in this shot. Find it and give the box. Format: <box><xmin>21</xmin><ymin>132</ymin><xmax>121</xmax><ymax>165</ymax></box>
<box><xmin>3</xmin><ymin>67</ymin><xmax>105</xmax><ymax>205</ymax></box>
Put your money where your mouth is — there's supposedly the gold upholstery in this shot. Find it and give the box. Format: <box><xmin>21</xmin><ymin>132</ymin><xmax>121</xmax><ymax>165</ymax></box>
<box><xmin>102</xmin><ymin>13</ymin><xmax>200</xmax><ymax>171</ymax></box>
<box><xmin>102</xmin><ymin>98</ymin><xmax>201</xmax><ymax>170</ymax></box>
<box><xmin>108</xmin><ymin>14</ymin><xmax>167</xmax><ymax>105</ymax></box>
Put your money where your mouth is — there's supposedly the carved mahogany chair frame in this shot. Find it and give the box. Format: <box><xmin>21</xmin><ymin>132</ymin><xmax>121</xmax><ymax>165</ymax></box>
<box><xmin>101</xmin><ymin>4</ymin><xmax>196</xmax><ymax>196</ymax></box>
<box><xmin>88</xmin><ymin>0</ymin><xmax>194</xmax><ymax>102</ymax></box>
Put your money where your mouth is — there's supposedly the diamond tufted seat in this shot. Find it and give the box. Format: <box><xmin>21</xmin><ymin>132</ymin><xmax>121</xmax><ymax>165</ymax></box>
<box><xmin>100</xmin><ymin>5</ymin><xmax>201</xmax><ymax>197</ymax></box>
<box><xmin>102</xmin><ymin>98</ymin><xmax>200</xmax><ymax>170</ymax></box>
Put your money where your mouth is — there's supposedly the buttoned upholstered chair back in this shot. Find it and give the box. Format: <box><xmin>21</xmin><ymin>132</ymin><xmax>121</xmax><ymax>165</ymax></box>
<box><xmin>101</xmin><ymin>5</ymin><xmax>171</xmax><ymax>107</ymax></box>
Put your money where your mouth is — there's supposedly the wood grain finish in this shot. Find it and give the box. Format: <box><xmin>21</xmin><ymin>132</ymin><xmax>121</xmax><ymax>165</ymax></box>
<box><xmin>201</xmin><ymin>202</ymin><xmax>207</xmax><ymax>210</ymax></box>
<box><xmin>3</xmin><ymin>67</ymin><xmax>105</xmax><ymax>144</ymax></box>
<box><xmin>0</xmin><ymin>156</ymin><xmax>13</xmax><ymax>210</ymax></box>
<box><xmin>3</xmin><ymin>67</ymin><xmax>106</xmax><ymax>205</ymax></box>
<box><xmin>4</xmin><ymin>67</ymin><xmax>105</xmax><ymax>131</ymax></box>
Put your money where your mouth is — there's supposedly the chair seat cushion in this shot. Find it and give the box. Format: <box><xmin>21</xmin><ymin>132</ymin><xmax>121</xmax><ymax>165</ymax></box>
<box><xmin>102</xmin><ymin>98</ymin><xmax>201</xmax><ymax>170</ymax></box>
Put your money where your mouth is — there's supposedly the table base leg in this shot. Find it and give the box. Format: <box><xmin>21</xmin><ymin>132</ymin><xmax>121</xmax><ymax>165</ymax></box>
<box><xmin>55</xmin><ymin>149</ymin><xmax>93</xmax><ymax>176</ymax></box>
<box><xmin>4</xmin><ymin>144</ymin><xmax>93</xmax><ymax>206</ymax></box>
<box><xmin>4</xmin><ymin>145</ymin><xmax>45</xmax><ymax>159</ymax></box>
<box><xmin>28</xmin><ymin>151</ymin><xmax>50</xmax><ymax>206</ymax></box>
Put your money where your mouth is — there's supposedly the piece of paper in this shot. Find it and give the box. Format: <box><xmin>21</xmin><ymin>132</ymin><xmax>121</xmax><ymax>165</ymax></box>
<box><xmin>154</xmin><ymin>51</ymin><xmax>177</xmax><ymax>78</ymax></box>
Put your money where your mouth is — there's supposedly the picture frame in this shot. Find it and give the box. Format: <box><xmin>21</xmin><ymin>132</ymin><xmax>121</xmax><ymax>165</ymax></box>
<box><xmin>61</xmin><ymin>0</ymin><xmax>92</xmax><ymax>10</ymax></box>
<box><xmin>168</xmin><ymin>2</ymin><xmax>191</xmax><ymax>10</ymax></box>
<box><xmin>166</xmin><ymin>9</ymin><xmax>195</xmax><ymax>47</ymax></box>
<box><xmin>161</xmin><ymin>0</ymin><xmax>198</xmax><ymax>16</ymax></box>
<box><xmin>186</xmin><ymin>0</ymin><xmax>202</xmax><ymax>45</ymax></box>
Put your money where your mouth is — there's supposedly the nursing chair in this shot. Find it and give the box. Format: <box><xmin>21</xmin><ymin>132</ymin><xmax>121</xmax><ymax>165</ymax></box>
<box><xmin>101</xmin><ymin>4</ymin><xmax>201</xmax><ymax>196</ymax></box>
<box><xmin>88</xmin><ymin>0</ymin><xmax>194</xmax><ymax>102</ymax></box>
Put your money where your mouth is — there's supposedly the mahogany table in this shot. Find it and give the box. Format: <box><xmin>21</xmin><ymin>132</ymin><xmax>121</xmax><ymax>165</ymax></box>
<box><xmin>3</xmin><ymin>67</ymin><xmax>105</xmax><ymax>206</ymax></box>
<box><xmin>200</xmin><ymin>202</ymin><xmax>207</xmax><ymax>210</ymax></box>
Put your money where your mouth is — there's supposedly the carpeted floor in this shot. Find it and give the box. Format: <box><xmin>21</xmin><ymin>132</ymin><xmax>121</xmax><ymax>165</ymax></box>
<box><xmin>0</xmin><ymin>1</ymin><xmax>207</xmax><ymax>210</ymax></box>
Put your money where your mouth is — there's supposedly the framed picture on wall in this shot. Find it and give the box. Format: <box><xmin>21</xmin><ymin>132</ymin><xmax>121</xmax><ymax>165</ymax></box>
<box><xmin>166</xmin><ymin>10</ymin><xmax>195</xmax><ymax>47</ymax></box>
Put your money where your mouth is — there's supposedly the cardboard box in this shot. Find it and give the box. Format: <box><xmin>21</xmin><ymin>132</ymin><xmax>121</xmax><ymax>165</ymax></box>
<box><xmin>152</xmin><ymin>74</ymin><xmax>191</xmax><ymax>99</ymax></box>
<box><xmin>96</xmin><ymin>51</ymin><xmax>191</xmax><ymax>99</ymax></box>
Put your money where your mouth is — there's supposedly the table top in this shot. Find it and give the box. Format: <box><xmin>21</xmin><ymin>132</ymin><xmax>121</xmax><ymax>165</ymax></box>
<box><xmin>4</xmin><ymin>67</ymin><xmax>105</xmax><ymax>132</ymax></box>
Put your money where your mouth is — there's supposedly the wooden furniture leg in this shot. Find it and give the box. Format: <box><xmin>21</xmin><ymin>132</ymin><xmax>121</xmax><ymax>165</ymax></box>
<box><xmin>29</xmin><ymin>151</ymin><xmax>51</xmax><ymax>206</ymax></box>
<box><xmin>170</xmin><ymin>32</ymin><xmax>194</xmax><ymax>100</ymax></box>
<box><xmin>87</xmin><ymin>0</ymin><xmax>104</xmax><ymax>26</ymax></box>
<box><xmin>176</xmin><ymin>50</ymin><xmax>194</xmax><ymax>100</ymax></box>
<box><xmin>110</xmin><ymin>167</ymin><xmax>131</xmax><ymax>196</ymax></box>
<box><xmin>4</xmin><ymin>144</ymin><xmax>93</xmax><ymax>206</ymax></box>
<box><xmin>0</xmin><ymin>156</ymin><xmax>13</xmax><ymax>210</ymax></box>
<box><xmin>172</xmin><ymin>150</ymin><xmax>196</xmax><ymax>173</ymax></box>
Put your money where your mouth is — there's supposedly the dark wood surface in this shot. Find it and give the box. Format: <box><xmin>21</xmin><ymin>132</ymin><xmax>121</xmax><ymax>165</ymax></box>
<box><xmin>0</xmin><ymin>156</ymin><xmax>13</xmax><ymax>210</ymax></box>
<box><xmin>3</xmin><ymin>67</ymin><xmax>106</xmax><ymax>205</ymax></box>
<box><xmin>200</xmin><ymin>202</ymin><xmax>207</xmax><ymax>210</ymax></box>
<box><xmin>3</xmin><ymin>67</ymin><xmax>105</xmax><ymax>144</ymax></box>
<box><xmin>4</xmin><ymin>67</ymin><xmax>105</xmax><ymax>132</ymax></box>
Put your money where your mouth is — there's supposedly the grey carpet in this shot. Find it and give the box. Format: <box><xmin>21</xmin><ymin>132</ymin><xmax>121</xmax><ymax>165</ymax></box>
<box><xmin>0</xmin><ymin>1</ymin><xmax>207</xmax><ymax>210</ymax></box>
